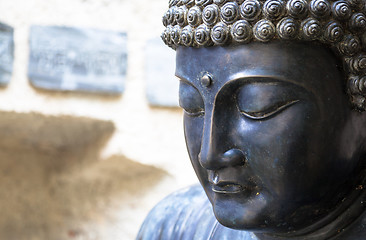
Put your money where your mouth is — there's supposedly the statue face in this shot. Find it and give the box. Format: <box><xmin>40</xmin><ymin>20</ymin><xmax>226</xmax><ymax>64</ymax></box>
<box><xmin>176</xmin><ymin>41</ymin><xmax>365</xmax><ymax>233</ymax></box>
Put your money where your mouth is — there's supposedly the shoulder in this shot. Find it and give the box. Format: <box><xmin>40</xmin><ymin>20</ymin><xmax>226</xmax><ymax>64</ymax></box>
<box><xmin>337</xmin><ymin>209</ymin><xmax>366</xmax><ymax>240</ymax></box>
<box><xmin>136</xmin><ymin>184</ymin><xmax>212</xmax><ymax>240</ymax></box>
<box><xmin>143</xmin><ymin>184</ymin><xmax>208</xmax><ymax>213</ymax></box>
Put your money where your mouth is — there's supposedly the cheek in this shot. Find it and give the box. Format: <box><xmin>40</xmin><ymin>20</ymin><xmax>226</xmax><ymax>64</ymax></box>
<box><xmin>239</xmin><ymin>104</ymin><xmax>321</xmax><ymax>196</ymax></box>
<box><xmin>183</xmin><ymin>114</ymin><xmax>207</xmax><ymax>178</ymax></box>
<box><xmin>184</xmin><ymin>114</ymin><xmax>203</xmax><ymax>156</ymax></box>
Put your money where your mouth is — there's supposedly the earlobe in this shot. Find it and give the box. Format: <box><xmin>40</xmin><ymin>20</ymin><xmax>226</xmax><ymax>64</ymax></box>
<box><xmin>359</xmin><ymin>112</ymin><xmax>366</xmax><ymax>152</ymax></box>
<box><xmin>342</xmin><ymin>111</ymin><xmax>366</xmax><ymax>158</ymax></box>
<box><xmin>354</xmin><ymin>111</ymin><xmax>366</xmax><ymax>140</ymax></box>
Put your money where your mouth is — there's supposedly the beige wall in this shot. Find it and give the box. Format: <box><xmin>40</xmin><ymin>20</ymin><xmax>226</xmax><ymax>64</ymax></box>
<box><xmin>0</xmin><ymin>0</ymin><xmax>197</xmax><ymax>239</ymax></box>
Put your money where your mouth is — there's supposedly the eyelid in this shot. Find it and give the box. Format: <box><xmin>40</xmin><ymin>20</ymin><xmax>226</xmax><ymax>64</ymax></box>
<box><xmin>184</xmin><ymin>109</ymin><xmax>205</xmax><ymax>117</ymax></box>
<box><xmin>179</xmin><ymin>80</ymin><xmax>205</xmax><ymax>117</ymax></box>
<box><xmin>240</xmin><ymin>100</ymin><xmax>299</xmax><ymax>120</ymax></box>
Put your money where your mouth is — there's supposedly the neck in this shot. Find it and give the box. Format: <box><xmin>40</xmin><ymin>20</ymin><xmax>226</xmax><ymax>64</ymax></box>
<box><xmin>255</xmin><ymin>176</ymin><xmax>366</xmax><ymax>240</ymax></box>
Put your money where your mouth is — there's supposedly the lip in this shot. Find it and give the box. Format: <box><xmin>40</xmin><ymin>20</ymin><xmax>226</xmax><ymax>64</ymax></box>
<box><xmin>211</xmin><ymin>182</ymin><xmax>245</xmax><ymax>194</ymax></box>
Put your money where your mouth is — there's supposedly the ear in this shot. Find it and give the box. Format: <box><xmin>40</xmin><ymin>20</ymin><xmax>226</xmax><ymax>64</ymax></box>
<box><xmin>349</xmin><ymin>110</ymin><xmax>366</xmax><ymax>156</ymax></box>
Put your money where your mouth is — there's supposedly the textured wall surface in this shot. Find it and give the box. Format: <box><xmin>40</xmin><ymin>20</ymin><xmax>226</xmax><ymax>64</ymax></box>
<box><xmin>0</xmin><ymin>0</ymin><xmax>197</xmax><ymax>239</ymax></box>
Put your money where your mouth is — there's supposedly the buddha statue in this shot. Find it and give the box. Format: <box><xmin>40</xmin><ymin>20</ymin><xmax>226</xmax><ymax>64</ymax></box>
<box><xmin>137</xmin><ymin>0</ymin><xmax>366</xmax><ymax>239</ymax></box>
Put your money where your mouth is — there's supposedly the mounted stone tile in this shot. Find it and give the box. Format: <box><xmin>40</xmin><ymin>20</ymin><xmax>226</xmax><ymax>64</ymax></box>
<box><xmin>0</xmin><ymin>22</ymin><xmax>14</xmax><ymax>86</ymax></box>
<box><xmin>145</xmin><ymin>38</ymin><xmax>179</xmax><ymax>107</ymax></box>
<box><xmin>28</xmin><ymin>26</ymin><xmax>127</xmax><ymax>94</ymax></box>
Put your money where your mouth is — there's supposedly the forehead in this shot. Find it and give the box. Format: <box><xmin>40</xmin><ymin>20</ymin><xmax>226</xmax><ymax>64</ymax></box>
<box><xmin>175</xmin><ymin>41</ymin><xmax>343</xmax><ymax>94</ymax></box>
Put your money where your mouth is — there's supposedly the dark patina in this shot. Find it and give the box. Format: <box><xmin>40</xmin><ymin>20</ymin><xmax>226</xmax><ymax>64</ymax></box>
<box><xmin>137</xmin><ymin>0</ymin><xmax>366</xmax><ymax>239</ymax></box>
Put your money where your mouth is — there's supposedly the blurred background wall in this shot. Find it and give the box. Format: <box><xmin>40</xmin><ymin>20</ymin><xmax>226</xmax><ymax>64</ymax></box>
<box><xmin>0</xmin><ymin>0</ymin><xmax>197</xmax><ymax>239</ymax></box>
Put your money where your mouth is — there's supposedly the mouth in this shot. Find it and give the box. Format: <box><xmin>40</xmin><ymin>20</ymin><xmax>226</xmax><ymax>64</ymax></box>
<box><xmin>211</xmin><ymin>182</ymin><xmax>245</xmax><ymax>194</ymax></box>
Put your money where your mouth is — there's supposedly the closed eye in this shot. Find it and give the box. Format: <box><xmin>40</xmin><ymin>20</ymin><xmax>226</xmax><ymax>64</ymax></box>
<box><xmin>179</xmin><ymin>80</ymin><xmax>205</xmax><ymax>117</ymax></box>
<box><xmin>184</xmin><ymin>108</ymin><xmax>205</xmax><ymax>117</ymax></box>
<box><xmin>241</xmin><ymin>100</ymin><xmax>299</xmax><ymax>120</ymax></box>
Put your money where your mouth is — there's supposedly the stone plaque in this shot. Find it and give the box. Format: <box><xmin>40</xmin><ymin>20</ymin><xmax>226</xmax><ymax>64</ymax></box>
<box><xmin>28</xmin><ymin>26</ymin><xmax>127</xmax><ymax>94</ymax></box>
<box><xmin>0</xmin><ymin>22</ymin><xmax>14</xmax><ymax>86</ymax></box>
<box><xmin>145</xmin><ymin>38</ymin><xmax>179</xmax><ymax>107</ymax></box>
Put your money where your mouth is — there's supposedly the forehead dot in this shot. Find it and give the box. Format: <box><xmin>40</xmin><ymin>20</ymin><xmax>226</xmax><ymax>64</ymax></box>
<box><xmin>201</xmin><ymin>73</ymin><xmax>212</xmax><ymax>87</ymax></box>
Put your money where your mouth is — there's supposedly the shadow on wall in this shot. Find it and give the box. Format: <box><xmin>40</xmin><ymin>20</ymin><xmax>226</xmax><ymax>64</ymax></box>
<box><xmin>0</xmin><ymin>111</ymin><xmax>166</xmax><ymax>240</ymax></box>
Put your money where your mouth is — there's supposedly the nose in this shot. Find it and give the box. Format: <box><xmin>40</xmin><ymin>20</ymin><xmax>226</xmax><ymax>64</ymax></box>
<box><xmin>222</xmin><ymin>149</ymin><xmax>246</xmax><ymax>166</ymax></box>
<box><xmin>198</xmin><ymin>109</ymin><xmax>246</xmax><ymax>170</ymax></box>
<box><xmin>199</xmin><ymin>148</ymin><xmax>246</xmax><ymax>170</ymax></box>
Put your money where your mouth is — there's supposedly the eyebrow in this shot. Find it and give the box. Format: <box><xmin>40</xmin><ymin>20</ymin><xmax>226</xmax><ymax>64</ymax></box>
<box><xmin>176</xmin><ymin>73</ymin><xmax>288</xmax><ymax>90</ymax></box>
<box><xmin>228</xmin><ymin>74</ymin><xmax>288</xmax><ymax>84</ymax></box>
<box><xmin>175</xmin><ymin>72</ymin><xmax>189</xmax><ymax>83</ymax></box>
<box><xmin>226</xmin><ymin>74</ymin><xmax>312</xmax><ymax>93</ymax></box>
<box><xmin>176</xmin><ymin>72</ymin><xmax>314</xmax><ymax>98</ymax></box>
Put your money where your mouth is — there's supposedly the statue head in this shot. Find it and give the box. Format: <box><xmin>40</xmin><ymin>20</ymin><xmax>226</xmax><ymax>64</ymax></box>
<box><xmin>162</xmin><ymin>0</ymin><xmax>366</xmax><ymax>237</ymax></box>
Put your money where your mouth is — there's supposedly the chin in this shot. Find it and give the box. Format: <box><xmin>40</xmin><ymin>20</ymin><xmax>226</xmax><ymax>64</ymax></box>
<box><xmin>210</xmin><ymin>194</ymin><xmax>304</xmax><ymax>234</ymax></box>
<box><xmin>211</xmin><ymin>195</ymin><xmax>269</xmax><ymax>231</ymax></box>
<box><xmin>213</xmin><ymin>208</ymin><xmax>271</xmax><ymax>232</ymax></box>
<box><xmin>213</xmin><ymin>208</ymin><xmax>293</xmax><ymax>234</ymax></box>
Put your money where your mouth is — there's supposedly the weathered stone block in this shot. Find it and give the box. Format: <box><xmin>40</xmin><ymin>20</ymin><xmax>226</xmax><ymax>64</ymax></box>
<box><xmin>28</xmin><ymin>26</ymin><xmax>127</xmax><ymax>94</ymax></box>
<box><xmin>0</xmin><ymin>22</ymin><xmax>14</xmax><ymax>86</ymax></box>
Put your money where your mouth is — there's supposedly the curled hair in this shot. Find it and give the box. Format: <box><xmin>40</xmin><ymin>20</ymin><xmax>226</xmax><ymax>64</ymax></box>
<box><xmin>162</xmin><ymin>0</ymin><xmax>366</xmax><ymax>110</ymax></box>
